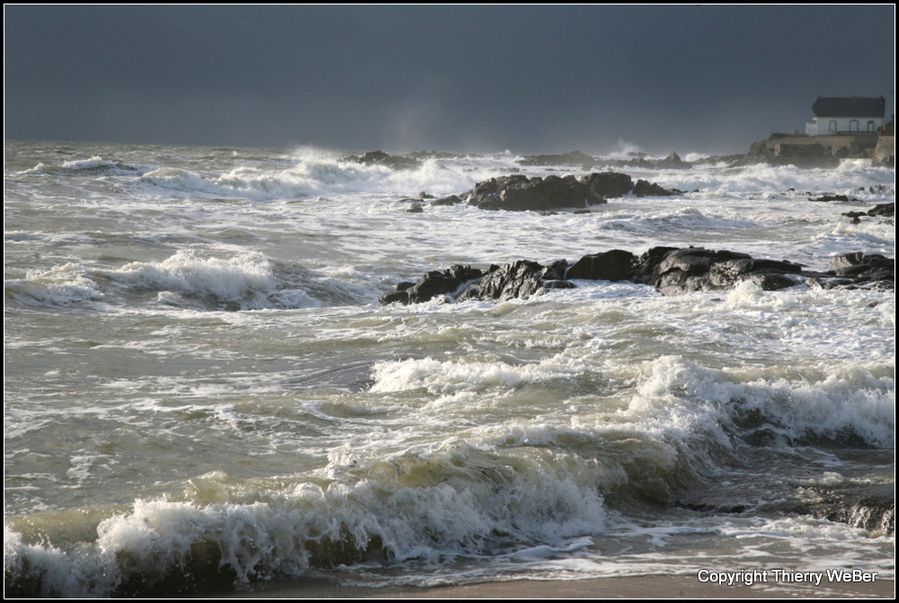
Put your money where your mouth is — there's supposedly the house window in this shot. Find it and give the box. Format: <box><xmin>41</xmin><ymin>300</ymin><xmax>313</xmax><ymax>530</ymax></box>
<box><xmin>829</xmin><ymin>120</ymin><xmax>837</xmax><ymax>133</ymax></box>
<box><xmin>867</xmin><ymin>120</ymin><xmax>876</xmax><ymax>132</ymax></box>
<box><xmin>849</xmin><ymin>120</ymin><xmax>859</xmax><ymax>132</ymax></box>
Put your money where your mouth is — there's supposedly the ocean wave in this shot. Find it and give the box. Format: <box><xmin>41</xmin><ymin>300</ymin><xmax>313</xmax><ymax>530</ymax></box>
<box><xmin>369</xmin><ymin>355</ymin><xmax>582</xmax><ymax>395</ymax></box>
<box><xmin>597</xmin><ymin>206</ymin><xmax>760</xmax><ymax>233</ymax></box>
<box><xmin>5</xmin><ymin>442</ymin><xmax>608</xmax><ymax>596</ymax></box>
<box><xmin>627</xmin><ymin>355</ymin><xmax>894</xmax><ymax>449</ymax></box>
<box><xmin>19</xmin><ymin>156</ymin><xmax>147</xmax><ymax>176</ymax></box>
<box><xmin>4</xmin><ymin>263</ymin><xmax>105</xmax><ymax>307</ymax></box>
<box><xmin>656</xmin><ymin>160</ymin><xmax>895</xmax><ymax>196</ymax></box>
<box><xmin>136</xmin><ymin>156</ymin><xmax>507</xmax><ymax>202</ymax></box>
<box><xmin>7</xmin><ymin>251</ymin><xmax>381</xmax><ymax>311</ymax></box>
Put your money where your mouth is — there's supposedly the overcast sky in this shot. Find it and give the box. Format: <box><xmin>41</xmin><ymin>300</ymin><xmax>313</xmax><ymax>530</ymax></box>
<box><xmin>5</xmin><ymin>5</ymin><xmax>895</xmax><ymax>154</ymax></box>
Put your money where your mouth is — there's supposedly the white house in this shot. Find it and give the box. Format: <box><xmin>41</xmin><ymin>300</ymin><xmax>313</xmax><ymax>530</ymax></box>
<box><xmin>805</xmin><ymin>96</ymin><xmax>885</xmax><ymax>136</ymax></box>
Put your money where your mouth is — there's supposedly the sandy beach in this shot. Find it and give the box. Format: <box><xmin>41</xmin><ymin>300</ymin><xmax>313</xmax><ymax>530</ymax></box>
<box><xmin>216</xmin><ymin>575</ymin><xmax>895</xmax><ymax>599</ymax></box>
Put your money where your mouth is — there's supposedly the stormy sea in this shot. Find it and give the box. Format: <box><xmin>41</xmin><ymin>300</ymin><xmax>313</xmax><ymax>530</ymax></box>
<box><xmin>4</xmin><ymin>139</ymin><xmax>895</xmax><ymax>596</ymax></box>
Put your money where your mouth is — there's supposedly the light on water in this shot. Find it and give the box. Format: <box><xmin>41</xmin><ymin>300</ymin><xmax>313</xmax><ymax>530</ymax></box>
<box><xmin>4</xmin><ymin>140</ymin><xmax>894</xmax><ymax>596</ymax></box>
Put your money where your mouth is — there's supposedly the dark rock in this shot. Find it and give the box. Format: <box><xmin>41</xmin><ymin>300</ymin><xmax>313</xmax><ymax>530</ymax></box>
<box><xmin>598</xmin><ymin>152</ymin><xmax>692</xmax><ymax>170</ymax></box>
<box><xmin>566</xmin><ymin>250</ymin><xmax>637</xmax><ymax>281</ymax></box>
<box><xmin>431</xmin><ymin>194</ymin><xmax>462</xmax><ymax>206</ymax></box>
<box><xmin>517</xmin><ymin>150</ymin><xmax>596</xmax><ymax>168</ymax></box>
<box><xmin>581</xmin><ymin>172</ymin><xmax>634</xmax><ymax>199</ymax></box>
<box><xmin>453</xmin><ymin>172</ymin><xmax>674</xmax><ymax>211</ymax></box>
<box><xmin>463</xmin><ymin>174</ymin><xmax>603</xmax><ymax>211</ymax></box>
<box><xmin>634</xmin><ymin>179</ymin><xmax>678</xmax><ymax>197</ymax></box>
<box><xmin>629</xmin><ymin>247</ymin><xmax>804</xmax><ymax>294</ymax></box>
<box><xmin>406</xmin><ymin>204</ymin><xmax>424</xmax><ymax>213</ymax></box>
<box><xmin>419</xmin><ymin>191</ymin><xmax>434</xmax><ymax>199</ymax></box>
<box><xmin>379</xmin><ymin>247</ymin><xmax>894</xmax><ymax>306</ymax></box>
<box><xmin>458</xmin><ymin>259</ymin><xmax>572</xmax><ymax>301</ymax></box>
<box><xmin>829</xmin><ymin>253</ymin><xmax>894</xmax><ymax>283</ymax></box>
<box><xmin>344</xmin><ymin>150</ymin><xmax>421</xmax><ymax>171</ymax></box>
<box><xmin>813</xmin><ymin>194</ymin><xmax>851</xmax><ymax>202</ymax></box>
<box><xmin>867</xmin><ymin>203</ymin><xmax>894</xmax><ymax>217</ymax></box>
<box><xmin>658</xmin><ymin>152</ymin><xmax>689</xmax><ymax>169</ymax></box>
<box><xmin>379</xmin><ymin>265</ymin><xmax>483</xmax><ymax>305</ymax></box>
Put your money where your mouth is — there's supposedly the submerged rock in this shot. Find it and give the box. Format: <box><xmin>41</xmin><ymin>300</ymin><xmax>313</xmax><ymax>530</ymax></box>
<box><xmin>431</xmin><ymin>194</ymin><xmax>463</xmax><ymax>206</ymax></box>
<box><xmin>379</xmin><ymin>246</ymin><xmax>893</xmax><ymax>305</ymax></box>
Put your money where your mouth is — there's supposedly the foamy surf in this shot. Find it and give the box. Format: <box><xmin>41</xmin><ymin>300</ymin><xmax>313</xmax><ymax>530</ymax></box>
<box><xmin>5</xmin><ymin>139</ymin><xmax>894</xmax><ymax>596</ymax></box>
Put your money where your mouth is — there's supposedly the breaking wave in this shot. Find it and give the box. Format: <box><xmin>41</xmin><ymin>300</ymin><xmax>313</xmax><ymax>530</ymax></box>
<box><xmin>136</xmin><ymin>156</ymin><xmax>510</xmax><ymax>201</ymax></box>
<box><xmin>6</xmin><ymin>251</ymin><xmax>382</xmax><ymax>311</ymax></box>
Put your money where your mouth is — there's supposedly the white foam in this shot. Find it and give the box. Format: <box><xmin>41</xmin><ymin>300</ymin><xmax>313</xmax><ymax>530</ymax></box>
<box><xmin>626</xmin><ymin>356</ymin><xmax>894</xmax><ymax>449</ymax></box>
<box><xmin>137</xmin><ymin>155</ymin><xmax>512</xmax><ymax>201</ymax></box>
<box><xmin>6</xmin><ymin>444</ymin><xmax>609</xmax><ymax>595</ymax></box>
<box><xmin>102</xmin><ymin>250</ymin><xmax>318</xmax><ymax>310</ymax></box>
<box><xmin>369</xmin><ymin>355</ymin><xmax>581</xmax><ymax>395</ymax></box>
<box><xmin>5</xmin><ymin>263</ymin><xmax>104</xmax><ymax>307</ymax></box>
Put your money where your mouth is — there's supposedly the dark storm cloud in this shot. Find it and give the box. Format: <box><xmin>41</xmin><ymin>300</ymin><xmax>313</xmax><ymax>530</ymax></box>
<box><xmin>5</xmin><ymin>5</ymin><xmax>895</xmax><ymax>153</ymax></box>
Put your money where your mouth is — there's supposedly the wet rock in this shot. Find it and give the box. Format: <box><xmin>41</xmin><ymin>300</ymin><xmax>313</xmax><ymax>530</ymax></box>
<box><xmin>463</xmin><ymin>174</ymin><xmax>606</xmax><ymax>211</ymax></box>
<box><xmin>812</xmin><ymin>194</ymin><xmax>851</xmax><ymax>202</ymax></box>
<box><xmin>379</xmin><ymin>247</ymin><xmax>894</xmax><ymax>305</ymax></box>
<box><xmin>829</xmin><ymin>252</ymin><xmax>894</xmax><ymax>283</ymax></box>
<box><xmin>566</xmin><ymin>250</ymin><xmax>637</xmax><ymax>281</ymax></box>
<box><xmin>633</xmin><ymin>179</ymin><xmax>678</xmax><ymax>197</ymax></box>
<box><xmin>867</xmin><ymin>203</ymin><xmax>894</xmax><ymax>217</ymax></box>
<box><xmin>580</xmin><ymin>172</ymin><xmax>634</xmax><ymax>199</ymax></box>
<box><xmin>344</xmin><ymin>150</ymin><xmax>421</xmax><ymax>171</ymax></box>
<box><xmin>431</xmin><ymin>194</ymin><xmax>462</xmax><ymax>206</ymax></box>
<box><xmin>631</xmin><ymin>247</ymin><xmax>803</xmax><ymax>294</ymax></box>
<box><xmin>458</xmin><ymin>259</ymin><xmax>570</xmax><ymax>301</ymax></box>
<box><xmin>379</xmin><ymin>265</ymin><xmax>484</xmax><ymax>305</ymax></box>
<box><xmin>454</xmin><ymin>172</ymin><xmax>676</xmax><ymax>211</ymax></box>
<box><xmin>517</xmin><ymin>150</ymin><xmax>597</xmax><ymax>169</ymax></box>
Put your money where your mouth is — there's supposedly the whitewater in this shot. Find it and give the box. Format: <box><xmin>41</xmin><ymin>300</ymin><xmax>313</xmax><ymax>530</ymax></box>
<box><xmin>4</xmin><ymin>139</ymin><xmax>895</xmax><ymax>596</ymax></box>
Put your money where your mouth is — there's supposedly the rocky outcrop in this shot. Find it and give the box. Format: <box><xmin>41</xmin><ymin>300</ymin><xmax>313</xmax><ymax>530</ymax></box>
<box><xmin>457</xmin><ymin>260</ymin><xmax>573</xmax><ymax>302</ymax></box>
<box><xmin>829</xmin><ymin>252</ymin><xmax>893</xmax><ymax>283</ymax></box>
<box><xmin>344</xmin><ymin>150</ymin><xmax>421</xmax><ymax>170</ymax></box>
<box><xmin>634</xmin><ymin>179</ymin><xmax>679</xmax><ymax>197</ymax></box>
<box><xmin>601</xmin><ymin>152</ymin><xmax>692</xmax><ymax>170</ymax></box>
<box><xmin>867</xmin><ymin>203</ymin><xmax>895</xmax><ymax>217</ymax></box>
<box><xmin>458</xmin><ymin>172</ymin><xmax>677</xmax><ymax>211</ymax></box>
<box><xmin>379</xmin><ymin>247</ymin><xmax>893</xmax><ymax>304</ymax></box>
<box><xmin>462</xmin><ymin>174</ymin><xmax>608</xmax><ymax>211</ymax></box>
<box><xmin>842</xmin><ymin>203</ymin><xmax>894</xmax><ymax>223</ymax></box>
<box><xmin>580</xmin><ymin>172</ymin><xmax>635</xmax><ymax>199</ymax></box>
<box><xmin>641</xmin><ymin>249</ymin><xmax>803</xmax><ymax>294</ymax></box>
<box><xmin>517</xmin><ymin>150</ymin><xmax>597</xmax><ymax>169</ymax></box>
<box><xmin>812</xmin><ymin>194</ymin><xmax>852</xmax><ymax>202</ymax></box>
<box><xmin>379</xmin><ymin>265</ymin><xmax>484</xmax><ymax>305</ymax></box>
<box><xmin>565</xmin><ymin>250</ymin><xmax>636</xmax><ymax>281</ymax></box>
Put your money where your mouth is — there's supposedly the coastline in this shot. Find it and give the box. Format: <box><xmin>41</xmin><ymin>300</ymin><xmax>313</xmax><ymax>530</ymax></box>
<box><xmin>217</xmin><ymin>575</ymin><xmax>896</xmax><ymax>599</ymax></box>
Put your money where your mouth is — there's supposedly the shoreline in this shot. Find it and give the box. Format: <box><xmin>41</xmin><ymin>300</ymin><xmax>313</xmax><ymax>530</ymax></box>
<box><xmin>217</xmin><ymin>575</ymin><xmax>896</xmax><ymax>599</ymax></box>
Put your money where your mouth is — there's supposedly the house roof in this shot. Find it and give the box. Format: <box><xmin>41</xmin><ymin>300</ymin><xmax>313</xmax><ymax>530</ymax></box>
<box><xmin>812</xmin><ymin>97</ymin><xmax>885</xmax><ymax>118</ymax></box>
